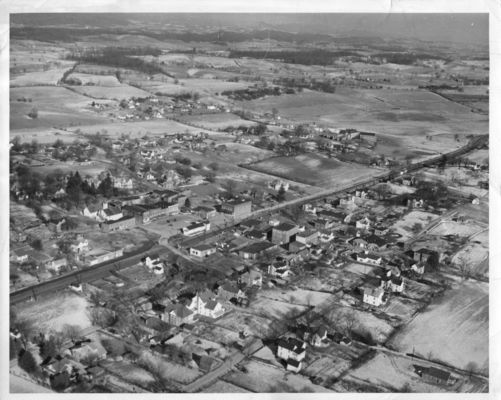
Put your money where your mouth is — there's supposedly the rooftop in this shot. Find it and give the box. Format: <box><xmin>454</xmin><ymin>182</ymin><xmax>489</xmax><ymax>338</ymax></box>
<box><xmin>239</xmin><ymin>241</ymin><xmax>276</xmax><ymax>254</ymax></box>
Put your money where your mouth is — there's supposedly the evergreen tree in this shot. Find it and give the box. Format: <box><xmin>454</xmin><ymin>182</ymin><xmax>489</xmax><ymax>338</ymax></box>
<box><xmin>277</xmin><ymin>185</ymin><xmax>286</xmax><ymax>202</ymax></box>
<box><xmin>18</xmin><ymin>349</ymin><xmax>38</xmax><ymax>374</ymax></box>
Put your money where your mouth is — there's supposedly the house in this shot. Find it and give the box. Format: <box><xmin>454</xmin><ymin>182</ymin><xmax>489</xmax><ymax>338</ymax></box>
<box><xmin>413</xmin><ymin>248</ymin><xmax>439</xmax><ymax>264</ymax></box>
<box><xmin>47</xmin><ymin>257</ymin><xmax>67</xmax><ymax>273</ymax></box>
<box><xmin>81</xmin><ymin>204</ymin><xmax>100</xmax><ymax>220</ymax></box>
<box><xmin>276</xmin><ymin>337</ymin><xmax>307</xmax><ymax>373</ymax></box>
<box><xmin>380</xmin><ymin>272</ymin><xmax>405</xmax><ymax>293</ymax></box>
<box><xmin>411</xmin><ymin>262</ymin><xmax>425</xmax><ymax>274</ymax></box>
<box><xmin>356</xmin><ymin>253</ymin><xmax>382</xmax><ymax>266</ymax></box>
<box><xmin>190</xmin><ymin>244</ymin><xmax>216</xmax><ymax>258</ymax></box>
<box><xmin>85</xmin><ymin>249</ymin><xmax>124</xmax><ymax>266</ymax></box>
<box><xmin>373</xmin><ymin>225</ymin><xmax>389</xmax><ymax>236</ymax></box>
<box><xmin>68</xmin><ymin>340</ymin><xmax>107</xmax><ymax>362</ymax></box>
<box><xmin>192</xmin><ymin>205</ymin><xmax>217</xmax><ymax>219</ymax></box>
<box><xmin>364</xmin><ymin>235</ymin><xmax>387</xmax><ymax>251</ymax></box>
<box><xmin>297</xmin><ymin>325</ymin><xmax>328</xmax><ymax>347</ymax></box>
<box><xmin>302</xmin><ymin>203</ymin><xmax>317</xmax><ymax>214</ymax></box>
<box><xmin>295</xmin><ymin>229</ymin><xmax>319</xmax><ymax>246</ymax></box>
<box><xmin>271</xmin><ymin>222</ymin><xmax>299</xmax><ymax>245</ymax></box>
<box><xmin>98</xmin><ymin>207</ymin><xmax>123</xmax><ymax>222</ymax></box>
<box><xmin>419</xmin><ymin>366</ymin><xmax>453</xmax><ymax>386</ymax></box>
<box><xmin>268</xmin><ymin>261</ymin><xmax>292</xmax><ymax>279</ymax></box>
<box><xmin>355</xmin><ymin>216</ymin><xmax>372</xmax><ymax>231</ymax></box>
<box><xmin>100</xmin><ymin>216</ymin><xmax>136</xmax><ymax>232</ymax></box>
<box><xmin>362</xmin><ymin>287</ymin><xmax>385</xmax><ymax>306</ymax></box>
<box><xmin>70</xmin><ymin>239</ymin><xmax>89</xmax><ymax>254</ymax></box>
<box><xmin>238</xmin><ymin>269</ymin><xmax>263</xmax><ymax>287</ymax></box>
<box><xmin>217</xmin><ymin>282</ymin><xmax>246</xmax><ymax>301</ymax></box>
<box><xmin>319</xmin><ymin>231</ymin><xmax>335</xmax><ymax>243</ymax></box>
<box><xmin>164</xmin><ymin>304</ymin><xmax>194</xmax><ymax>326</ymax></box>
<box><xmin>113</xmin><ymin>176</ymin><xmax>134</xmax><ymax>190</ymax></box>
<box><xmin>349</xmin><ymin>237</ymin><xmax>368</xmax><ymax>249</ymax></box>
<box><xmin>239</xmin><ymin>219</ymin><xmax>263</xmax><ymax>231</ymax></box>
<box><xmin>220</xmin><ymin>198</ymin><xmax>252</xmax><ymax>219</ymax></box>
<box><xmin>238</xmin><ymin>241</ymin><xmax>276</xmax><ymax>260</ymax></box>
<box><xmin>181</xmin><ymin>221</ymin><xmax>210</xmax><ymax>236</ymax></box>
<box><xmin>268</xmin><ymin>180</ymin><xmax>290</xmax><ymax>192</ymax></box>
<box><xmin>12</xmin><ymin>248</ymin><xmax>30</xmax><ymax>263</ymax></box>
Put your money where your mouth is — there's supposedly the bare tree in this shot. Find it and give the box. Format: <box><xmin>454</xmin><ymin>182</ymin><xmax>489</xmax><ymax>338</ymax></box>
<box><xmin>456</xmin><ymin>255</ymin><xmax>471</xmax><ymax>280</ymax></box>
<box><xmin>62</xmin><ymin>324</ymin><xmax>81</xmax><ymax>342</ymax></box>
<box><xmin>339</xmin><ymin>310</ymin><xmax>358</xmax><ymax>339</ymax></box>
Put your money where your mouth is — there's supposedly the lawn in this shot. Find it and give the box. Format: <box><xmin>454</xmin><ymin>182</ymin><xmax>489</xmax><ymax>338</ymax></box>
<box><xmin>391</xmin><ymin>210</ymin><xmax>439</xmax><ymax>241</ymax></box>
<box><xmin>389</xmin><ymin>280</ymin><xmax>488</xmax><ymax>373</ymax></box>
<box><xmin>13</xmin><ymin>291</ymin><xmax>91</xmax><ymax>334</ymax></box>
<box><xmin>71</xmin><ymin>84</ymin><xmax>152</xmax><ymax>100</ymax></box>
<box><xmin>224</xmin><ymin>359</ymin><xmax>333</xmax><ymax>392</ymax></box>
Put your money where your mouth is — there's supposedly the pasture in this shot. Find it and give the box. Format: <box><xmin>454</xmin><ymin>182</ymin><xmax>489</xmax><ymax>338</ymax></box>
<box><xmin>10</xmin><ymin>86</ymin><xmax>112</xmax><ymax>130</ymax></box>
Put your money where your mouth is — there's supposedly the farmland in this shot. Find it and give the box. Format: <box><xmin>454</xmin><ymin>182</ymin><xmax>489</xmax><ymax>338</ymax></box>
<box><xmin>245</xmin><ymin>153</ymin><xmax>379</xmax><ymax>187</ymax></box>
<box><xmin>389</xmin><ymin>280</ymin><xmax>489</xmax><ymax>373</ymax></box>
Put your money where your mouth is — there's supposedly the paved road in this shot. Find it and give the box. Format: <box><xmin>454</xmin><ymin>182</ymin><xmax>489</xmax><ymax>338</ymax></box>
<box><xmin>184</xmin><ymin>338</ymin><xmax>263</xmax><ymax>393</ymax></box>
<box><xmin>10</xmin><ymin>242</ymin><xmax>165</xmax><ymax>304</ymax></box>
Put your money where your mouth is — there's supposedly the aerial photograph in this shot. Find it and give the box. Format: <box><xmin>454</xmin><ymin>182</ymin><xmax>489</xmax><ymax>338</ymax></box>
<box><xmin>8</xmin><ymin>12</ymin><xmax>489</xmax><ymax>393</ymax></box>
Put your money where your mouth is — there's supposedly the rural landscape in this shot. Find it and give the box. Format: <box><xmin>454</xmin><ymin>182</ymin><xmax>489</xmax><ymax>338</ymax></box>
<box><xmin>9</xmin><ymin>13</ymin><xmax>489</xmax><ymax>393</ymax></box>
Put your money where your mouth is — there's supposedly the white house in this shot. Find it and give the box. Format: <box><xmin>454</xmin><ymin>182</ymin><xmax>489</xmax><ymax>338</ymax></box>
<box><xmin>70</xmin><ymin>239</ymin><xmax>89</xmax><ymax>254</ymax></box>
<box><xmin>356</xmin><ymin>216</ymin><xmax>372</xmax><ymax>231</ymax></box>
<box><xmin>362</xmin><ymin>287</ymin><xmax>385</xmax><ymax>306</ymax></box>
<box><xmin>181</xmin><ymin>221</ymin><xmax>210</xmax><ymax>236</ymax></box>
<box><xmin>190</xmin><ymin>244</ymin><xmax>216</xmax><ymax>258</ymax></box>
<box><xmin>380</xmin><ymin>271</ymin><xmax>405</xmax><ymax>293</ymax></box>
<box><xmin>277</xmin><ymin>337</ymin><xmax>307</xmax><ymax>373</ymax></box>
<box><xmin>189</xmin><ymin>291</ymin><xmax>226</xmax><ymax>319</ymax></box>
<box><xmin>411</xmin><ymin>262</ymin><xmax>425</xmax><ymax>275</ymax></box>
<box><xmin>47</xmin><ymin>257</ymin><xmax>67</xmax><ymax>273</ymax></box>
<box><xmin>238</xmin><ymin>269</ymin><xmax>263</xmax><ymax>287</ymax></box>
<box><xmin>356</xmin><ymin>253</ymin><xmax>382</xmax><ymax>266</ymax></box>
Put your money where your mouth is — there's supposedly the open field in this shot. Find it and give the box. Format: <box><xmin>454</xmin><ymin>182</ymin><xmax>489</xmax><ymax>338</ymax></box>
<box><xmin>237</xmin><ymin>88</ymin><xmax>487</xmax><ymax>138</ymax></box>
<box><xmin>101</xmin><ymin>360</ymin><xmax>155</xmax><ymax>386</ymax></box>
<box><xmin>138</xmin><ymin>352</ymin><xmax>202</xmax><ymax>384</ymax></box>
<box><xmin>429</xmin><ymin>220</ymin><xmax>485</xmax><ymax>237</ymax></box>
<box><xmin>11</xmin><ymin>127</ymin><xmax>84</xmax><ymax>143</ymax></box>
<box><xmin>247</xmin><ymin>297</ymin><xmax>307</xmax><ymax>320</ymax></box>
<box><xmin>259</xmin><ymin>288</ymin><xmax>332</xmax><ymax>307</ymax></box>
<box><xmin>67</xmin><ymin>120</ymin><xmax>216</xmax><ymax>138</ymax></box>
<box><xmin>67</xmin><ymin>73</ymin><xmax>122</xmax><ymax>86</ymax></box>
<box><xmin>224</xmin><ymin>359</ymin><xmax>333</xmax><ymax>392</ymax></box>
<box><xmin>12</xmin><ymin>291</ymin><xmax>91</xmax><ymax>334</ymax></box>
<box><xmin>10</xmin><ymin>67</ymin><xmax>70</xmax><ymax>86</ymax></box>
<box><xmin>10</xmin><ymin>86</ymin><xmax>112</xmax><ymax>130</ymax></box>
<box><xmin>70</xmin><ymin>84</ymin><xmax>152</xmax><ymax>100</ymax></box>
<box><xmin>180</xmin><ymin>113</ymin><xmax>257</xmax><ymax>130</ymax></box>
<box><xmin>389</xmin><ymin>280</ymin><xmax>488</xmax><ymax>373</ymax></box>
<box><xmin>246</xmin><ymin>153</ymin><xmax>379</xmax><ymax>187</ymax></box>
<box><xmin>341</xmin><ymin>351</ymin><xmax>460</xmax><ymax>392</ymax></box>
<box><xmin>391</xmin><ymin>210</ymin><xmax>439</xmax><ymax>241</ymax></box>
<box><xmin>215</xmin><ymin>311</ymin><xmax>274</xmax><ymax>337</ymax></box>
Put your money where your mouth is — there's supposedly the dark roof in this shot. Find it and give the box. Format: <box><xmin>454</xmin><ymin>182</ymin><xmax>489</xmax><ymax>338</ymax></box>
<box><xmin>273</xmin><ymin>222</ymin><xmax>297</xmax><ymax>232</ymax></box>
<box><xmin>416</xmin><ymin>248</ymin><xmax>438</xmax><ymax>255</ymax></box>
<box><xmin>240</xmin><ymin>219</ymin><xmax>262</xmax><ymax>228</ymax></box>
<box><xmin>193</xmin><ymin>205</ymin><xmax>215</xmax><ymax>212</ymax></box>
<box><xmin>277</xmin><ymin>337</ymin><xmax>305</xmax><ymax>353</ymax></box>
<box><xmin>287</xmin><ymin>358</ymin><xmax>301</xmax><ymax>367</ymax></box>
<box><xmin>357</xmin><ymin>253</ymin><xmax>381</xmax><ymax>261</ymax></box>
<box><xmin>364</xmin><ymin>234</ymin><xmax>387</xmax><ymax>246</ymax></box>
<box><xmin>422</xmin><ymin>367</ymin><xmax>450</xmax><ymax>381</ymax></box>
<box><xmin>224</xmin><ymin>198</ymin><xmax>251</xmax><ymax>206</ymax></box>
<box><xmin>191</xmin><ymin>243</ymin><xmax>215</xmax><ymax>252</ymax></box>
<box><xmin>239</xmin><ymin>241</ymin><xmax>275</xmax><ymax>255</ymax></box>
<box><xmin>205</xmin><ymin>300</ymin><xmax>219</xmax><ymax>310</ymax></box>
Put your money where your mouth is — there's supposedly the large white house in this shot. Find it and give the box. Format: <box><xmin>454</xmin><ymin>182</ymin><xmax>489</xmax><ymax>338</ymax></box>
<box><xmin>181</xmin><ymin>221</ymin><xmax>210</xmax><ymax>236</ymax></box>
<box><xmin>362</xmin><ymin>287</ymin><xmax>385</xmax><ymax>306</ymax></box>
<box><xmin>276</xmin><ymin>337</ymin><xmax>307</xmax><ymax>373</ymax></box>
<box><xmin>188</xmin><ymin>290</ymin><xmax>226</xmax><ymax>319</ymax></box>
